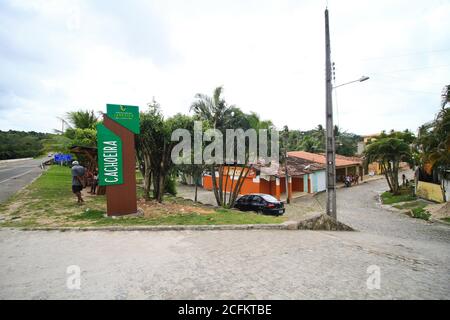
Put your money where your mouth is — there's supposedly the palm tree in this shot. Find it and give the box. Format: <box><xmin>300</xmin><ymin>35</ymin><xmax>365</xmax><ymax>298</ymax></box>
<box><xmin>364</xmin><ymin>137</ymin><xmax>413</xmax><ymax>194</ymax></box>
<box><xmin>416</xmin><ymin>107</ymin><xmax>450</xmax><ymax>188</ymax></box>
<box><xmin>190</xmin><ymin>86</ymin><xmax>234</xmax><ymax>130</ymax></box>
<box><xmin>66</xmin><ymin>110</ymin><xmax>98</xmax><ymax>129</ymax></box>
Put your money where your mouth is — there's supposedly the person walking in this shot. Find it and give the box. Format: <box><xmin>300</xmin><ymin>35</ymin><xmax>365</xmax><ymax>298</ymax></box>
<box><xmin>71</xmin><ymin>161</ymin><xmax>85</xmax><ymax>204</ymax></box>
<box><xmin>90</xmin><ymin>169</ymin><xmax>98</xmax><ymax>194</ymax></box>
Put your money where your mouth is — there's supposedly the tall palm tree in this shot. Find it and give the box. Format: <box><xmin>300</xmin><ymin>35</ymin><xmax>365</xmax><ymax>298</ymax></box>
<box><xmin>364</xmin><ymin>137</ymin><xmax>413</xmax><ymax>194</ymax></box>
<box><xmin>416</xmin><ymin>107</ymin><xmax>450</xmax><ymax>177</ymax></box>
<box><xmin>66</xmin><ymin>110</ymin><xmax>98</xmax><ymax>129</ymax></box>
<box><xmin>190</xmin><ymin>86</ymin><xmax>234</xmax><ymax>130</ymax></box>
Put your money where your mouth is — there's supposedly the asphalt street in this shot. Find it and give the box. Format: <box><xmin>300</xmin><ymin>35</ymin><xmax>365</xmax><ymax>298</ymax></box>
<box><xmin>0</xmin><ymin>158</ymin><xmax>47</xmax><ymax>203</ymax></box>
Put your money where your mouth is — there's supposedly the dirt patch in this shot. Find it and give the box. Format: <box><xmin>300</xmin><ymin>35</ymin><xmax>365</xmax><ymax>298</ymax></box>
<box><xmin>426</xmin><ymin>202</ymin><xmax>450</xmax><ymax>220</ymax></box>
<box><xmin>137</xmin><ymin>199</ymin><xmax>215</xmax><ymax>218</ymax></box>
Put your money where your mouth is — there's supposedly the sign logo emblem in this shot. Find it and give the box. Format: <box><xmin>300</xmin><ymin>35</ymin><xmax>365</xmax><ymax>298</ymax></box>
<box><xmin>106</xmin><ymin>104</ymin><xmax>140</xmax><ymax>134</ymax></box>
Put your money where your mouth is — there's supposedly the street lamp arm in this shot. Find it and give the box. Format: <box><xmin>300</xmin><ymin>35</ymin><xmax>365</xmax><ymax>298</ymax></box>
<box><xmin>333</xmin><ymin>76</ymin><xmax>369</xmax><ymax>89</ymax></box>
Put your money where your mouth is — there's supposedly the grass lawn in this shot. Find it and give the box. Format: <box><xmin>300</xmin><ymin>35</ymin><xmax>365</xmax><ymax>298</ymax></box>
<box><xmin>381</xmin><ymin>188</ymin><xmax>433</xmax><ymax>221</ymax></box>
<box><xmin>392</xmin><ymin>200</ymin><xmax>428</xmax><ymax>210</ymax></box>
<box><xmin>0</xmin><ymin>166</ymin><xmax>284</xmax><ymax>228</ymax></box>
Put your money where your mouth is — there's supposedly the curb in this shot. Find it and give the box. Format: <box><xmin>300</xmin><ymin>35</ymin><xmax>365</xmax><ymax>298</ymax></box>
<box><xmin>17</xmin><ymin>221</ymin><xmax>300</xmax><ymax>232</ymax></box>
<box><xmin>378</xmin><ymin>196</ymin><xmax>449</xmax><ymax>226</ymax></box>
<box><xmin>429</xmin><ymin>217</ymin><xmax>450</xmax><ymax>226</ymax></box>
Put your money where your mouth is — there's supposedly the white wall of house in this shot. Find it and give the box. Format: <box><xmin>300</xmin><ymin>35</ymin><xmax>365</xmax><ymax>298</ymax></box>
<box><xmin>313</xmin><ymin>170</ymin><xmax>326</xmax><ymax>192</ymax></box>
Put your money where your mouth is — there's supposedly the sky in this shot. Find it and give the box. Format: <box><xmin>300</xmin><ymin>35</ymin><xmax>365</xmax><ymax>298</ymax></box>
<box><xmin>0</xmin><ymin>0</ymin><xmax>449</xmax><ymax>135</ymax></box>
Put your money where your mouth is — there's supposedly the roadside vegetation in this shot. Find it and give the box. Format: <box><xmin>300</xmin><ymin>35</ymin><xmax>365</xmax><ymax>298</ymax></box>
<box><xmin>381</xmin><ymin>188</ymin><xmax>433</xmax><ymax>221</ymax></box>
<box><xmin>380</xmin><ymin>188</ymin><xmax>416</xmax><ymax>204</ymax></box>
<box><xmin>0</xmin><ymin>130</ymin><xmax>52</xmax><ymax>160</ymax></box>
<box><xmin>410</xmin><ymin>207</ymin><xmax>431</xmax><ymax>220</ymax></box>
<box><xmin>0</xmin><ymin>166</ymin><xmax>284</xmax><ymax>228</ymax></box>
<box><xmin>364</xmin><ymin>130</ymin><xmax>414</xmax><ymax>195</ymax></box>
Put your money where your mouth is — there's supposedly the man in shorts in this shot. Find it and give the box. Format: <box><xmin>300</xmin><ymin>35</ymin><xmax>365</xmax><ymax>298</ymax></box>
<box><xmin>71</xmin><ymin>161</ymin><xmax>85</xmax><ymax>204</ymax></box>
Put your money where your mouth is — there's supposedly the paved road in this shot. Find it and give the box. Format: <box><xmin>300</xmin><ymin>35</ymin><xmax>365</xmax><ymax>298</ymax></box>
<box><xmin>0</xmin><ymin>178</ymin><xmax>449</xmax><ymax>299</ymax></box>
<box><xmin>0</xmin><ymin>158</ymin><xmax>47</xmax><ymax>203</ymax></box>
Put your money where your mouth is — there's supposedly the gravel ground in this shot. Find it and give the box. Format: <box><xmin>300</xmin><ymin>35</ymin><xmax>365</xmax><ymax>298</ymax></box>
<box><xmin>0</xmin><ymin>175</ymin><xmax>449</xmax><ymax>299</ymax></box>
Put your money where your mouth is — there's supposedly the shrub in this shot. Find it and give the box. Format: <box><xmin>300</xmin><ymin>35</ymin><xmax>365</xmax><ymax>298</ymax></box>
<box><xmin>381</xmin><ymin>191</ymin><xmax>416</xmax><ymax>204</ymax></box>
<box><xmin>410</xmin><ymin>208</ymin><xmax>431</xmax><ymax>221</ymax></box>
<box><xmin>165</xmin><ymin>176</ymin><xmax>177</xmax><ymax>196</ymax></box>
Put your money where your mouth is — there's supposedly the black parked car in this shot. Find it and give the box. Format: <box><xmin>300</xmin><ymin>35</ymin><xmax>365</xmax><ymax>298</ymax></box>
<box><xmin>234</xmin><ymin>194</ymin><xmax>285</xmax><ymax>216</ymax></box>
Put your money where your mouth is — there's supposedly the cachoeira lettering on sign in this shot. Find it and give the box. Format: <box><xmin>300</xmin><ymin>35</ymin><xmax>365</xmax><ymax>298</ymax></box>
<box><xmin>103</xmin><ymin>141</ymin><xmax>118</xmax><ymax>182</ymax></box>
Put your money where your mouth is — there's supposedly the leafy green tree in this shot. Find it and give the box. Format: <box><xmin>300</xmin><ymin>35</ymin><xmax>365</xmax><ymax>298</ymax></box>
<box><xmin>135</xmin><ymin>100</ymin><xmax>165</xmax><ymax>200</ymax></box>
<box><xmin>364</xmin><ymin>138</ymin><xmax>413</xmax><ymax>194</ymax></box>
<box><xmin>416</xmin><ymin>106</ymin><xmax>450</xmax><ymax>185</ymax></box>
<box><xmin>71</xmin><ymin>128</ymin><xmax>97</xmax><ymax>147</ymax></box>
<box><xmin>299</xmin><ymin>135</ymin><xmax>320</xmax><ymax>152</ymax></box>
<box><xmin>41</xmin><ymin>134</ymin><xmax>73</xmax><ymax>154</ymax></box>
<box><xmin>136</xmin><ymin>100</ymin><xmax>194</xmax><ymax>202</ymax></box>
<box><xmin>280</xmin><ymin>124</ymin><xmax>360</xmax><ymax>156</ymax></box>
<box><xmin>378</xmin><ymin>129</ymin><xmax>415</xmax><ymax>145</ymax></box>
<box><xmin>335</xmin><ymin>128</ymin><xmax>360</xmax><ymax>156</ymax></box>
<box><xmin>0</xmin><ymin>130</ymin><xmax>50</xmax><ymax>160</ymax></box>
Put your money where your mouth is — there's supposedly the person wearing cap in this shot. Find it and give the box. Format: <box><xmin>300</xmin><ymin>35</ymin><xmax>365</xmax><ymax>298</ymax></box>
<box><xmin>71</xmin><ymin>161</ymin><xmax>86</xmax><ymax>204</ymax></box>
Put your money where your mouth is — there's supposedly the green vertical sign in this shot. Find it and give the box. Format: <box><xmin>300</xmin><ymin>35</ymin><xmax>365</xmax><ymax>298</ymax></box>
<box><xmin>97</xmin><ymin>123</ymin><xmax>123</xmax><ymax>186</ymax></box>
<box><xmin>106</xmin><ymin>104</ymin><xmax>140</xmax><ymax>134</ymax></box>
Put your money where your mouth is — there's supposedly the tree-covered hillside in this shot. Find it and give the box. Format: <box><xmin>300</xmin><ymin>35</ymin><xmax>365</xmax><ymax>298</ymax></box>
<box><xmin>0</xmin><ymin>130</ymin><xmax>52</xmax><ymax>160</ymax></box>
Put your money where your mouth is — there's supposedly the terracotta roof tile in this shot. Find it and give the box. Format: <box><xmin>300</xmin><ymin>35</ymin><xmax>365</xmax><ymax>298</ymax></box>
<box><xmin>287</xmin><ymin>151</ymin><xmax>362</xmax><ymax>168</ymax></box>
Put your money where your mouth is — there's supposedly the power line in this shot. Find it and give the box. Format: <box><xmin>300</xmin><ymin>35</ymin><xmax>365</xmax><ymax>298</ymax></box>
<box><xmin>370</xmin><ymin>64</ymin><xmax>450</xmax><ymax>75</ymax></box>
<box><xmin>371</xmin><ymin>73</ymin><xmax>447</xmax><ymax>87</ymax></box>
<box><xmin>368</xmin><ymin>83</ymin><xmax>439</xmax><ymax>96</ymax></box>
<box><xmin>359</xmin><ymin>48</ymin><xmax>450</xmax><ymax>61</ymax></box>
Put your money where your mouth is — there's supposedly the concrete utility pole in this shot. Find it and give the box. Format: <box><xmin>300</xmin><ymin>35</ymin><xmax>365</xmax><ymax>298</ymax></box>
<box><xmin>284</xmin><ymin>134</ymin><xmax>290</xmax><ymax>204</ymax></box>
<box><xmin>325</xmin><ymin>8</ymin><xmax>337</xmax><ymax>219</ymax></box>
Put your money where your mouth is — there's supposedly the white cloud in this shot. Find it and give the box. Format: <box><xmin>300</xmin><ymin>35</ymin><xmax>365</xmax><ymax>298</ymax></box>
<box><xmin>0</xmin><ymin>0</ymin><xmax>449</xmax><ymax>134</ymax></box>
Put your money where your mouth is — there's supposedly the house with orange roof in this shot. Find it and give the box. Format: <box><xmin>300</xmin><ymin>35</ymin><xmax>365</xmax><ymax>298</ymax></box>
<box><xmin>202</xmin><ymin>156</ymin><xmax>327</xmax><ymax>201</ymax></box>
<box><xmin>287</xmin><ymin>150</ymin><xmax>364</xmax><ymax>183</ymax></box>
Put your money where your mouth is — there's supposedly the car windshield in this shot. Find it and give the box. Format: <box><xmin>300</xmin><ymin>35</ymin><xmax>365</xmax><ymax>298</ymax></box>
<box><xmin>260</xmin><ymin>194</ymin><xmax>278</xmax><ymax>202</ymax></box>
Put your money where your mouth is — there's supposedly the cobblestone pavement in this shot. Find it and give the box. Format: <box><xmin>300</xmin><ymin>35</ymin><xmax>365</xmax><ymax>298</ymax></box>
<box><xmin>0</xmin><ymin>176</ymin><xmax>449</xmax><ymax>299</ymax></box>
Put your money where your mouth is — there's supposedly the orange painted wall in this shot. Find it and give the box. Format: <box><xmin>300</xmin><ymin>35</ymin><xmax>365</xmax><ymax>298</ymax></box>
<box><xmin>203</xmin><ymin>173</ymin><xmax>285</xmax><ymax>199</ymax></box>
<box><xmin>238</xmin><ymin>177</ymin><xmax>261</xmax><ymax>194</ymax></box>
<box><xmin>279</xmin><ymin>177</ymin><xmax>293</xmax><ymax>200</ymax></box>
<box><xmin>202</xmin><ymin>175</ymin><xmax>260</xmax><ymax>194</ymax></box>
<box><xmin>270</xmin><ymin>179</ymin><xmax>281</xmax><ymax>200</ymax></box>
<box><xmin>260</xmin><ymin>179</ymin><xmax>271</xmax><ymax>194</ymax></box>
<box><xmin>280</xmin><ymin>177</ymin><xmax>286</xmax><ymax>193</ymax></box>
<box><xmin>203</xmin><ymin>175</ymin><xmax>213</xmax><ymax>190</ymax></box>
<box><xmin>292</xmin><ymin>177</ymin><xmax>304</xmax><ymax>192</ymax></box>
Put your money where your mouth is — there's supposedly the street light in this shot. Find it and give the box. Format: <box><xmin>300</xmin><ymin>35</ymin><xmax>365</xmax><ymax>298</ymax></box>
<box><xmin>333</xmin><ymin>76</ymin><xmax>370</xmax><ymax>89</ymax></box>
<box><xmin>325</xmin><ymin>8</ymin><xmax>371</xmax><ymax>220</ymax></box>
